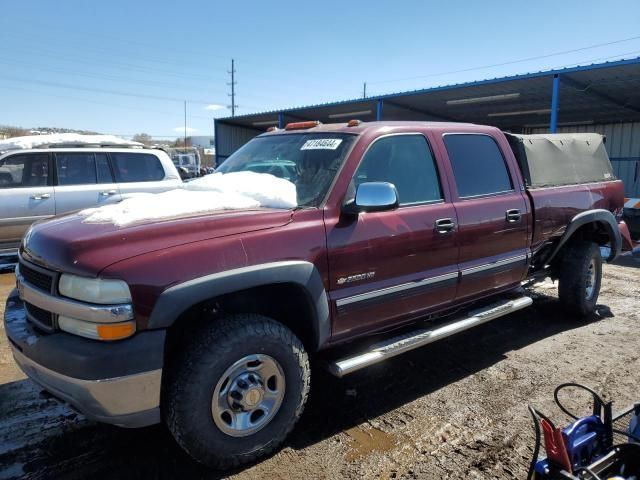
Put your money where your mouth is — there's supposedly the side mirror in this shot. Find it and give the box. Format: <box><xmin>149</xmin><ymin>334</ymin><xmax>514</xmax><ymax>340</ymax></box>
<box><xmin>343</xmin><ymin>182</ymin><xmax>399</xmax><ymax>215</ymax></box>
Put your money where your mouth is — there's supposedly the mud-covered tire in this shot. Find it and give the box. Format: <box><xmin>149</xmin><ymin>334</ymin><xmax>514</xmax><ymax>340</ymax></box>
<box><xmin>557</xmin><ymin>241</ymin><xmax>602</xmax><ymax>317</ymax></box>
<box><xmin>163</xmin><ymin>314</ymin><xmax>310</xmax><ymax>469</ymax></box>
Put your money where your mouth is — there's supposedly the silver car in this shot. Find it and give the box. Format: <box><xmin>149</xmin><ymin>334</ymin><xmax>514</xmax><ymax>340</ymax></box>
<box><xmin>0</xmin><ymin>146</ymin><xmax>182</xmax><ymax>260</ymax></box>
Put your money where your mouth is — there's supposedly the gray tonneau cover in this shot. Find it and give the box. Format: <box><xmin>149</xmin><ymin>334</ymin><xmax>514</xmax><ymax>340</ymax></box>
<box><xmin>505</xmin><ymin>133</ymin><xmax>615</xmax><ymax>188</ymax></box>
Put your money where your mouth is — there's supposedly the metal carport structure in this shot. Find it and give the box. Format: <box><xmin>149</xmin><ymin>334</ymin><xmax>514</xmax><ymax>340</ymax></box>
<box><xmin>215</xmin><ymin>57</ymin><xmax>640</xmax><ymax>198</ymax></box>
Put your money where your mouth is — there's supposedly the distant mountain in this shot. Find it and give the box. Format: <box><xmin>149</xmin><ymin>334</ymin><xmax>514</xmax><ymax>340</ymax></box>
<box><xmin>0</xmin><ymin>125</ymin><xmax>99</xmax><ymax>139</ymax></box>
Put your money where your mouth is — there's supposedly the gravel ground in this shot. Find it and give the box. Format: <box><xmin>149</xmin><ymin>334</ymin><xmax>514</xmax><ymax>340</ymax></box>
<box><xmin>0</xmin><ymin>255</ymin><xmax>638</xmax><ymax>480</ymax></box>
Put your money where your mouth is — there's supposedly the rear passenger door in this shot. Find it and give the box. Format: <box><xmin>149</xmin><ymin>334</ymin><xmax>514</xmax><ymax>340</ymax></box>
<box><xmin>110</xmin><ymin>152</ymin><xmax>179</xmax><ymax>195</ymax></box>
<box><xmin>53</xmin><ymin>152</ymin><xmax>122</xmax><ymax>214</ymax></box>
<box><xmin>440</xmin><ymin>133</ymin><xmax>530</xmax><ymax>301</ymax></box>
<box><xmin>0</xmin><ymin>152</ymin><xmax>55</xmax><ymax>249</ymax></box>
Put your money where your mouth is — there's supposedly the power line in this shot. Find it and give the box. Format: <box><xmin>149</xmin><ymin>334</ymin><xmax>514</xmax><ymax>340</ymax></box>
<box><xmin>0</xmin><ymin>74</ymin><xmax>226</xmax><ymax>105</ymax></box>
<box><xmin>1</xmin><ymin>33</ymin><xmax>350</xmax><ymax>96</ymax></box>
<box><xmin>364</xmin><ymin>50</ymin><xmax>640</xmax><ymax>98</ymax></box>
<box><xmin>0</xmin><ymin>57</ymin><xmax>230</xmax><ymax>94</ymax></box>
<box><xmin>0</xmin><ymin>46</ymin><xmax>308</xmax><ymax>102</ymax></box>
<box><xmin>545</xmin><ymin>49</ymin><xmax>640</xmax><ymax>71</ymax></box>
<box><xmin>0</xmin><ymin>17</ymin><xmax>235</xmax><ymax>65</ymax></box>
<box><xmin>0</xmin><ymin>83</ymin><xmax>214</xmax><ymax>119</ymax></box>
<box><xmin>3</xmin><ymin>44</ymin><xmax>223</xmax><ymax>83</ymax></box>
<box><xmin>367</xmin><ymin>34</ymin><xmax>640</xmax><ymax>85</ymax></box>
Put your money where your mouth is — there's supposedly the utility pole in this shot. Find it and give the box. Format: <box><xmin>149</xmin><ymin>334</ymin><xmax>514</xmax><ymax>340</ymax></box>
<box><xmin>228</xmin><ymin>58</ymin><xmax>237</xmax><ymax>117</ymax></box>
<box><xmin>183</xmin><ymin>100</ymin><xmax>187</xmax><ymax>149</ymax></box>
<box><xmin>363</xmin><ymin>82</ymin><xmax>367</xmax><ymax>99</ymax></box>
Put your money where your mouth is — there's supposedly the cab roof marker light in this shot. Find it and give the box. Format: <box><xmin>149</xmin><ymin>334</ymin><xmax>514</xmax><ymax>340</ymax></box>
<box><xmin>328</xmin><ymin>110</ymin><xmax>372</xmax><ymax>119</ymax></box>
<box><xmin>447</xmin><ymin>93</ymin><xmax>521</xmax><ymax>106</ymax></box>
<box><xmin>347</xmin><ymin>119</ymin><xmax>362</xmax><ymax>127</ymax></box>
<box><xmin>285</xmin><ymin>121</ymin><xmax>321</xmax><ymax>130</ymax></box>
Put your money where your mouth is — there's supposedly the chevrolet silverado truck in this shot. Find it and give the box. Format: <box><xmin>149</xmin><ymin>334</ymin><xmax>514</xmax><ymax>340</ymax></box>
<box><xmin>4</xmin><ymin>121</ymin><xmax>634</xmax><ymax>469</ymax></box>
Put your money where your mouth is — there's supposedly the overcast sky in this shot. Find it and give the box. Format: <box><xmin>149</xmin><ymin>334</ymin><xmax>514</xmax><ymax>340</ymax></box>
<box><xmin>1</xmin><ymin>0</ymin><xmax>639</xmax><ymax>138</ymax></box>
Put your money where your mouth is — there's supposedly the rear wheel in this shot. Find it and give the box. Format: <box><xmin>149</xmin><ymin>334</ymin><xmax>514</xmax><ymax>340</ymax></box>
<box><xmin>557</xmin><ymin>241</ymin><xmax>602</xmax><ymax>317</ymax></box>
<box><xmin>164</xmin><ymin>314</ymin><xmax>310</xmax><ymax>469</ymax></box>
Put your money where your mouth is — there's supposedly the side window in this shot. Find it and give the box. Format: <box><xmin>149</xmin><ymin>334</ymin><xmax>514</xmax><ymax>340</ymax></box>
<box><xmin>110</xmin><ymin>153</ymin><xmax>165</xmax><ymax>183</ymax></box>
<box><xmin>95</xmin><ymin>153</ymin><xmax>114</xmax><ymax>183</ymax></box>
<box><xmin>354</xmin><ymin>135</ymin><xmax>442</xmax><ymax>205</ymax></box>
<box><xmin>0</xmin><ymin>153</ymin><xmax>50</xmax><ymax>188</ymax></box>
<box><xmin>55</xmin><ymin>153</ymin><xmax>97</xmax><ymax>186</ymax></box>
<box><xmin>443</xmin><ymin>134</ymin><xmax>513</xmax><ymax>197</ymax></box>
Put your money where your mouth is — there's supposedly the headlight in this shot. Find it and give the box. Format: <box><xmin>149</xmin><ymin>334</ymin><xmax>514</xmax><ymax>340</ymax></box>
<box><xmin>58</xmin><ymin>315</ymin><xmax>136</xmax><ymax>341</ymax></box>
<box><xmin>58</xmin><ymin>274</ymin><xmax>132</xmax><ymax>304</ymax></box>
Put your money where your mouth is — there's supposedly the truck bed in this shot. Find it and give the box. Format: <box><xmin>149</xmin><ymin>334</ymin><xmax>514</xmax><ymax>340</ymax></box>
<box><xmin>527</xmin><ymin>180</ymin><xmax>625</xmax><ymax>252</ymax></box>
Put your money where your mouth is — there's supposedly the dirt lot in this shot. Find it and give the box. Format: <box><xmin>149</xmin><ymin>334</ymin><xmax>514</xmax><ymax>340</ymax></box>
<box><xmin>0</xmin><ymin>256</ymin><xmax>638</xmax><ymax>480</ymax></box>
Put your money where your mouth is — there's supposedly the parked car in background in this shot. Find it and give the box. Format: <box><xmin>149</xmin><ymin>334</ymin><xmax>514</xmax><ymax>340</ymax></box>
<box><xmin>171</xmin><ymin>152</ymin><xmax>200</xmax><ymax>177</ymax></box>
<box><xmin>0</xmin><ymin>146</ymin><xmax>182</xmax><ymax>260</ymax></box>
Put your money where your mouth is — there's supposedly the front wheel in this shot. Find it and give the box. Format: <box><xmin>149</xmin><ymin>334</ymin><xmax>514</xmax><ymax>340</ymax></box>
<box><xmin>164</xmin><ymin>314</ymin><xmax>310</xmax><ymax>469</ymax></box>
<box><xmin>557</xmin><ymin>241</ymin><xmax>603</xmax><ymax>317</ymax></box>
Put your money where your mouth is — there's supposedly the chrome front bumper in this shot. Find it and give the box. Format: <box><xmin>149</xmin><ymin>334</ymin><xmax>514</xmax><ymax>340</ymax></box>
<box><xmin>11</xmin><ymin>344</ymin><xmax>162</xmax><ymax>428</ymax></box>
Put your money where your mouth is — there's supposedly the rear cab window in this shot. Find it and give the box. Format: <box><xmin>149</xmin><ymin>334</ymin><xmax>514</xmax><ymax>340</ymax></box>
<box><xmin>110</xmin><ymin>152</ymin><xmax>165</xmax><ymax>183</ymax></box>
<box><xmin>443</xmin><ymin>134</ymin><xmax>513</xmax><ymax>198</ymax></box>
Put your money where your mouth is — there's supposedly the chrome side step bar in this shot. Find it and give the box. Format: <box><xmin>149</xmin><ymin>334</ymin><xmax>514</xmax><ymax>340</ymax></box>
<box><xmin>327</xmin><ymin>296</ymin><xmax>533</xmax><ymax>377</ymax></box>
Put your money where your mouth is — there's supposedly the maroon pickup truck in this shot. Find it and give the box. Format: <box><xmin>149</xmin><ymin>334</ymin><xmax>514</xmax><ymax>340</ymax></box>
<box><xmin>4</xmin><ymin>121</ymin><xmax>634</xmax><ymax>468</ymax></box>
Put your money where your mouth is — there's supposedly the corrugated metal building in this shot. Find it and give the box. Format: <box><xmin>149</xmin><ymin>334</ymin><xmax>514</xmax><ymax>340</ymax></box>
<box><xmin>215</xmin><ymin>57</ymin><xmax>640</xmax><ymax>198</ymax></box>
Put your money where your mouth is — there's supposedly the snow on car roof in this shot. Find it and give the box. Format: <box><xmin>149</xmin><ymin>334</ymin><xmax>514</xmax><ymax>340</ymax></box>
<box><xmin>0</xmin><ymin>133</ymin><xmax>143</xmax><ymax>152</ymax></box>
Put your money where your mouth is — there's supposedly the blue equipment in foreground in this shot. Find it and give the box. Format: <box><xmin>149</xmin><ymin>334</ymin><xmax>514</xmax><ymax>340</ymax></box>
<box><xmin>528</xmin><ymin>384</ymin><xmax>640</xmax><ymax>480</ymax></box>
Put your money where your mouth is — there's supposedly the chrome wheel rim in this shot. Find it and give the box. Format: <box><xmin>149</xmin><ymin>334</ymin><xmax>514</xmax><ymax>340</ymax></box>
<box><xmin>211</xmin><ymin>354</ymin><xmax>285</xmax><ymax>437</ymax></box>
<box><xmin>585</xmin><ymin>259</ymin><xmax>596</xmax><ymax>300</ymax></box>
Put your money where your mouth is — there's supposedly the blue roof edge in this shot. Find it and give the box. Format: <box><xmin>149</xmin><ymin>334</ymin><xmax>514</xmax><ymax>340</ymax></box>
<box><xmin>217</xmin><ymin>56</ymin><xmax>640</xmax><ymax>123</ymax></box>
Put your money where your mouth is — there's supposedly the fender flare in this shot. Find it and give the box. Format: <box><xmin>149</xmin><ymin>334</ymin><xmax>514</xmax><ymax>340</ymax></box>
<box><xmin>546</xmin><ymin>209</ymin><xmax>621</xmax><ymax>264</ymax></box>
<box><xmin>147</xmin><ymin>261</ymin><xmax>330</xmax><ymax>351</ymax></box>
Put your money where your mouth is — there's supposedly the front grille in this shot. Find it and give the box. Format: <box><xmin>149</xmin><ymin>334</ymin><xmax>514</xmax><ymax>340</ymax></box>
<box><xmin>25</xmin><ymin>301</ymin><xmax>55</xmax><ymax>332</ymax></box>
<box><xmin>19</xmin><ymin>261</ymin><xmax>54</xmax><ymax>293</ymax></box>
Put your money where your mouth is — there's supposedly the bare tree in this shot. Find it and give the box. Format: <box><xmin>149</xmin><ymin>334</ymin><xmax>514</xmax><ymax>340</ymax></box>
<box><xmin>132</xmin><ymin>133</ymin><xmax>153</xmax><ymax>144</ymax></box>
<box><xmin>2</xmin><ymin>126</ymin><xmax>29</xmax><ymax>138</ymax></box>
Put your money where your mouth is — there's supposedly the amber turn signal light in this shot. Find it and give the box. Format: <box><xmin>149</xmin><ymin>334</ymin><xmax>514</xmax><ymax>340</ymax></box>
<box><xmin>97</xmin><ymin>322</ymin><xmax>136</xmax><ymax>341</ymax></box>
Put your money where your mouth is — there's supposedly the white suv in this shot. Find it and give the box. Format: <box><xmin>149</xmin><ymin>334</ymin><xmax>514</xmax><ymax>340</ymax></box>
<box><xmin>0</xmin><ymin>146</ymin><xmax>182</xmax><ymax>259</ymax></box>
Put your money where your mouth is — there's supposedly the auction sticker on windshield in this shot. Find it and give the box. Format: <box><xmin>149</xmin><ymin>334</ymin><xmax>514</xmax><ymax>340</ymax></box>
<box><xmin>300</xmin><ymin>139</ymin><xmax>343</xmax><ymax>150</ymax></box>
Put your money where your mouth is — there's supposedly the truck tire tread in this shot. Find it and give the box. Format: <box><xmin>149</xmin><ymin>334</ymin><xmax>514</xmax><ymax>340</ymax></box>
<box><xmin>557</xmin><ymin>241</ymin><xmax>602</xmax><ymax>318</ymax></box>
<box><xmin>163</xmin><ymin>314</ymin><xmax>310</xmax><ymax>469</ymax></box>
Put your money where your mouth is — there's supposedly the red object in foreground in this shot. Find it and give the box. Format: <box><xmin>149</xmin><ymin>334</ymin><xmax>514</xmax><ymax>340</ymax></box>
<box><xmin>541</xmin><ymin>418</ymin><xmax>573</xmax><ymax>473</ymax></box>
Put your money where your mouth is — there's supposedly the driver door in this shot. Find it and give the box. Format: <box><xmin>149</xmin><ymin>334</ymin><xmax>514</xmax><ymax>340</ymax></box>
<box><xmin>326</xmin><ymin>133</ymin><xmax>459</xmax><ymax>341</ymax></box>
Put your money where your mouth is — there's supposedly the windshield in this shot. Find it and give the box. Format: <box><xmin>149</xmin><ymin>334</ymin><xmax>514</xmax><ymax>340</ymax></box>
<box><xmin>217</xmin><ymin>133</ymin><xmax>356</xmax><ymax>207</ymax></box>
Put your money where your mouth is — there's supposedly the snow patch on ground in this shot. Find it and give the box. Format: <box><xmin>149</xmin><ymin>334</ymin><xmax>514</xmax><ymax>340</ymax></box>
<box><xmin>79</xmin><ymin>171</ymin><xmax>297</xmax><ymax>227</ymax></box>
<box><xmin>0</xmin><ymin>133</ymin><xmax>142</xmax><ymax>152</ymax></box>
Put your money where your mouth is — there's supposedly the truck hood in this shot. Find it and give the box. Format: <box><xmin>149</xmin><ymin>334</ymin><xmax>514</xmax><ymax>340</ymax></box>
<box><xmin>21</xmin><ymin>208</ymin><xmax>293</xmax><ymax>276</ymax></box>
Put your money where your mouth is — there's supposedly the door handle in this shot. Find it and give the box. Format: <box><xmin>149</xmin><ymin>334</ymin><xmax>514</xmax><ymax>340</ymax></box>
<box><xmin>100</xmin><ymin>190</ymin><xmax>117</xmax><ymax>196</ymax></box>
<box><xmin>30</xmin><ymin>193</ymin><xmax>50</xmax><ymax>200</ymax></box>
<box><xmin>506</xmin><ymin>209</ymin><xmax>521</xmax><ymax>223</ymax></box>
<box><xmin>435</xmin><ymin>218</ymin><xmax>455</xmax><ymax>234</ymax></box>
